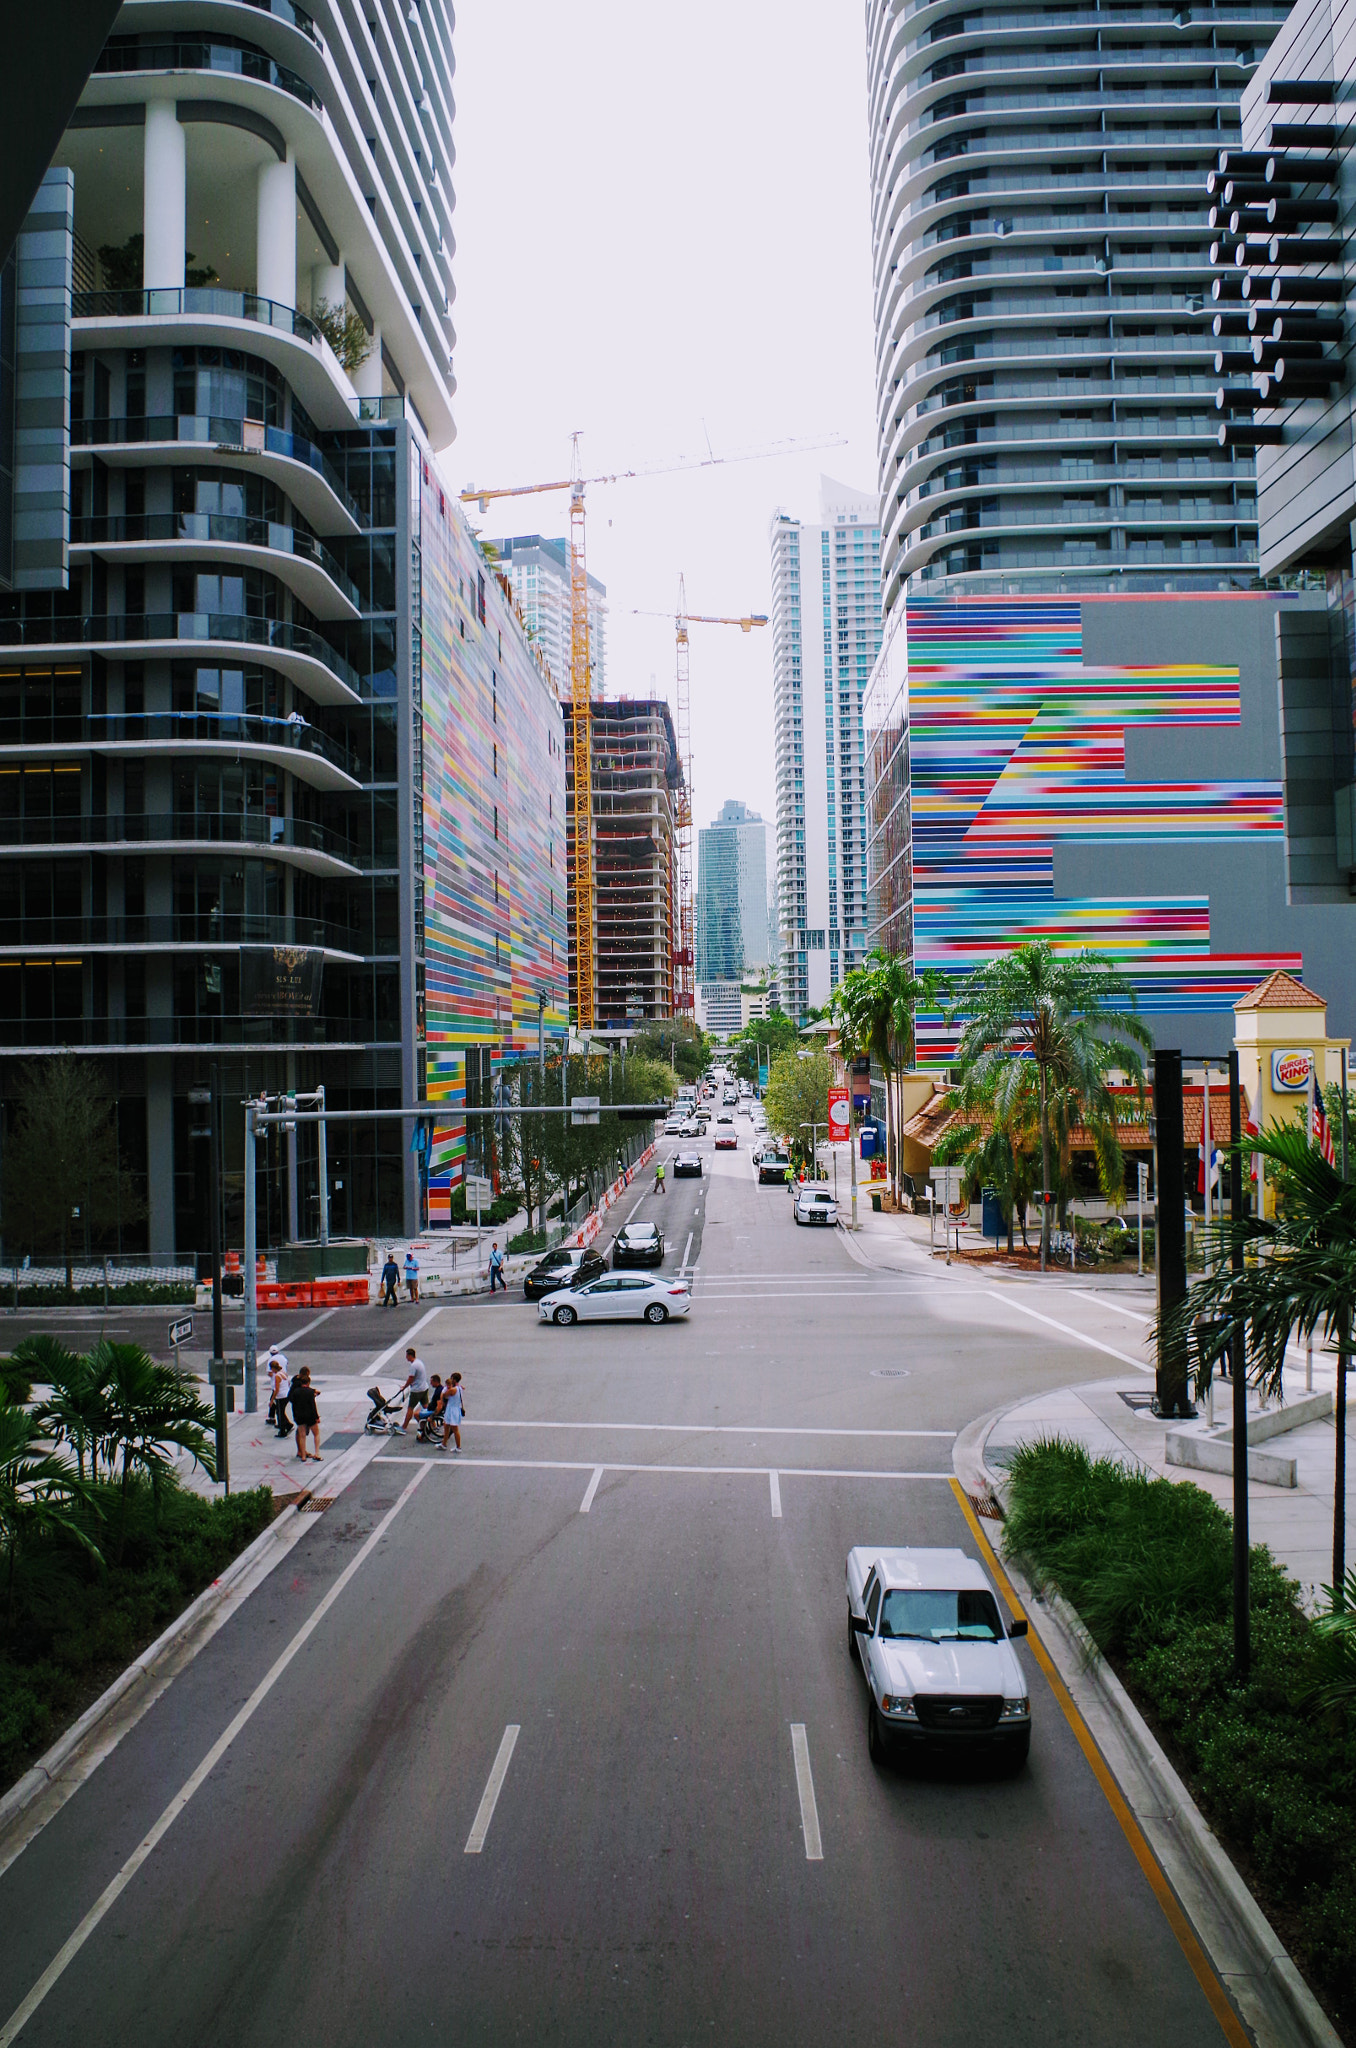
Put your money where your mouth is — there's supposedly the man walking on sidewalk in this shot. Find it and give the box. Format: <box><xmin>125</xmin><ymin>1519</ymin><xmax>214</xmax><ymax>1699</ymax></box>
<box><xmin>380</xmin><ymin>1250</ymin><xmax>400</xmax><ymax>1307</ymax></box>
<box><xmin>404</xmin><ymin>1247</ymin><xmax>420</xmax><ymax>1302</ymax></box>
<box><xmin>488</xmin><ymin>1241</ymin><xmax>506</xmax><ymax>1293</ymax></box>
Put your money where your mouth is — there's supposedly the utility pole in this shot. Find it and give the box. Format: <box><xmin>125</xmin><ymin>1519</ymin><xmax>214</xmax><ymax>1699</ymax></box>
<box><xmin>243</xmin><ymin>1095</ymin><xmax>258</xmax><ymax>1417</ymax></box>
<box><xmin>189</xmin><ymin>1072</ymin><xmax>231</xmax><ymax>1491</ymax></box>
<box><xmin>316</xmin><ymin>1082</ymin><xmax>329</xmax><ymax>1246</ymax></box>
<box><xmin>1338</xmin><ymin>1048</ymin><xmax>1350</xmax><ymax>1597</ymax></box>
<box><xmin>1153</xmin><ymin>1049</ymin><xmax>1191</xmax><ymax>1419</ymax></box>
<box><xmin>1228</xmin><ymin>1051</ymin><xmax>1249</xmax><ymax>1677</ymax></box>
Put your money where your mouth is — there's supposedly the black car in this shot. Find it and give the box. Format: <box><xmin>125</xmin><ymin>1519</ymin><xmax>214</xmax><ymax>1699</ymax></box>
<box><xmin>523</xmin><ymin>1245</ymin><xmax>606</xmax><ymax>1300</ymax></box>
<box><xmin>673</xmin><ymin>1151</ymin><xmax>703</xmax><ymax>1178</ymax></box>
<box><xmin>612</xmin><ymin>1220</ymin><xmax>664</xmax><ymax>1268</ymax></box>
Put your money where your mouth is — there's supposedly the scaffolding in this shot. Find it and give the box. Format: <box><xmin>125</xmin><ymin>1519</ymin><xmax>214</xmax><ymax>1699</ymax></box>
<box><xmin>563</xmin><ymin>697</ymin><xmax>683</xmax><ymax>1027</ymax></box>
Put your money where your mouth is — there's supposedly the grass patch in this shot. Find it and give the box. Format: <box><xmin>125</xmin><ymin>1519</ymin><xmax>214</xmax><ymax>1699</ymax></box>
<box><xmin>1003</xmin><ymin>1438</ymin><xmax>1356</xmax><ymax>2037</ymax></box>
<box><xmin>0</xmin><ymin>1474</ymin><xmax>274</xmax><ymax>1793</ymax></box>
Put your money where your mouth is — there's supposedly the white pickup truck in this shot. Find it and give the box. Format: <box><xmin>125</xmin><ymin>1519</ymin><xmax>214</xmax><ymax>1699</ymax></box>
<box><xmin>846</xmin><ymin>1546</ymin><xmax>1030</xmax><ymax>1768</ymax></box>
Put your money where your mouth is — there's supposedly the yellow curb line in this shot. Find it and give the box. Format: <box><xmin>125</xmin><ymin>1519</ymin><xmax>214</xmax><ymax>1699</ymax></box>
<box><xmin>949</xmin><ymin>1477</ymin><xmax>1251</xmax><ymax>2048</ymax></box>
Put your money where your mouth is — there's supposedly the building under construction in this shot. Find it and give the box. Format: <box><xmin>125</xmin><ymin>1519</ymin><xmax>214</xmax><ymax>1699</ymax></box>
<box><xmin>563</xmin><ymin>698</ymin><xmax>683</xmax><ymax>1027</ymax></box>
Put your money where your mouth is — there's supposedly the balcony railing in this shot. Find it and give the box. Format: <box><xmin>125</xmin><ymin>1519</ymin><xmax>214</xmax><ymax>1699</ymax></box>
<box><xmin>0</xmin><ymin>913</ymin><xmax>361</xmax><ymax>951</ymax></box>
<box><xmin>0</xmin><ymin>613</ymin><xmax>359</xmax><ymax>693</ymax></box>
<box><xmin>0</xmin><ymin>810</ymin><xmax>359</xmax><ymax>863</ymax></box>
<box><xmin>73</xmin><ymin>289</ymin><xmax>322</xmax><ymax>348</ymax></box>
<box><xmin>70</xmin><ymin>414</ymin><xmax>362</xmax><ymax>525</ymax></box>
<box><xmin>93</xmin><ymin>37</ymin><xmax>319</xmax><ymax>110</ymax></box>
<box><xmin>70</xmin><ymin>513</ymin><xmax>360</xmax><ymax>608</ymax></box>
<box><xmin>0</xmin><ymin>711</ymin><xmax>359</xmax><ymax>780</ymax></box>
<box><xmin>239</xmin><ymin>0</ymin><xmax>321</xmax><ymax>45</ymax></box>
<box><xmin>0</xmin><ymin>1016</ymin><xmax>385</xmax><ymax>1049</ymax></box>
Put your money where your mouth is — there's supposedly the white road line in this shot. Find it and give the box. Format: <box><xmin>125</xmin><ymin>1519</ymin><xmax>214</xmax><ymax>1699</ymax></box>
<box><xmin>769</xmin><ymin>1470</ymin><xmax>782</xmax><ymax>1518</ymax></box>
<box><xmin>278</xmin><ymin>1305</ymin><xmax>339</xmax><ymax>1345</ymax></box>
<box><xmin>428</xmin><ymin>1420</ymin><xmax>956</xmax><ymax>1439</ymax></box>
<box><xmin>790</xmin><ymin>1725</ymin><xmax>823</xmax><ymax>1861</ymax></box>
<box><xmin>0</xmin><ymin>1466</ymin><xmax>430</xmax><ymax>2048</ymax></box>
<box><xmin>579</xmin><ymin>1466</ymin><xmax>604</xmax><ymax>1513</ymax></box>
<box><xmin>464</xmin><ymin>1724</ymin><xmax>520</xmax><ymax>1855</ymax></box>
<box><xmin>368</xmin><ymin>1303</ymin><xmax>444</xmax><ymax>1375</ymax></box>
<box><xmin>681</xmin><ymin>1232</ymin><xmax>693</xmax><ymax>1272</ymax></box>
<box><xmin>987</xmin><ymin>1291</ymin><xmax>1154</xmax><ymax>1374</ymax></box>
<box><xmin>1069</xmin><ymin>1289</ymin><xmax>1154</xmax><ymax>1325</ymax></box>
<box><xmin>376</xmin><ymin>1455</ymin><xmax>951</xmax><ymax>1480</ymax></box>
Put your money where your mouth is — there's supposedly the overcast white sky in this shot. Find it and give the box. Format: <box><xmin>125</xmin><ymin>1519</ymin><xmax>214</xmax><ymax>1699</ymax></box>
<box><xmin>446</xmin><ymin>0</ymin><xmax>880</xmax><ymax>832</ymax></box>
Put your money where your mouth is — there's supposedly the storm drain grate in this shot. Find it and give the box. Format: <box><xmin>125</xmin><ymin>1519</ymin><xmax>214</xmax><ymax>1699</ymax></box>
<box><xmin>297</xmin><ymin>1493</ymin><xmax>335</xmax><ymax>1514</ymax></box>
<box><xmin>871</xmin><ymin>1368</ymin><xmax>911</xmax><ymax>1379</ymax></box>
<box><xmin>968</xmin><ymin>1491</ymin><xmax>1004</xmax><ymax>1522</ymax></box>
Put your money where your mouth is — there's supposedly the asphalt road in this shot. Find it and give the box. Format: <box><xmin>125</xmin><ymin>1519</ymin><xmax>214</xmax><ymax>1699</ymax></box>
<box><xmin>0</xmin><ymin>1115</ymin><xmax>1231</xmax><ymax>2047</ymax></box>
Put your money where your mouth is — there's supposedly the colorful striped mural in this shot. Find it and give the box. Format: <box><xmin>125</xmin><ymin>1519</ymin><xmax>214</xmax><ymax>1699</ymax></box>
<box><xmin>907</xmin><ymin>600</ymin><xmax>1300</xmax><ymax>1062</ymax></box>
<box><xmin>418</xmin><ymin>459</ymin><xmax>569</xmax><ymax>1218</ymax></box>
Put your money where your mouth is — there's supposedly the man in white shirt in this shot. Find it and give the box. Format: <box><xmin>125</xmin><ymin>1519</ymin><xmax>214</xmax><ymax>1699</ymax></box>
<box><xmin>397</xmin><ymin>1347</ymin><xmax>431</xmax><ymax>1433</ymax></box>
<box><xmin>267</xmin><ymin>1347</ymin><xmax>291</xmax><ymax>1436</ymax></box>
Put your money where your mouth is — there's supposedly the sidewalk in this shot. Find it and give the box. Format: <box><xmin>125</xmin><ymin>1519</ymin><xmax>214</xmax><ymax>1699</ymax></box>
<box><xmin>975</xmin><ymin>1366</ymin><xmax>1355</xmax><ymax>1611</ymax></box>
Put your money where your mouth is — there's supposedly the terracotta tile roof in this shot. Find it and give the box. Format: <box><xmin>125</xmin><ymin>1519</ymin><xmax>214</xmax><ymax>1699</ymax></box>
<box><xmin>1234</xmin><ymin>970</ymin><xmax>1326</xmax><ymax>1012</ymax></box>
<box><xmin>900</xmin><ymin>1081</ymin><xmax>1250</xmax><ymax>1152</ymax></box>
<box><xmin>900</xmin><ymin>1089</ymin><xmax>957</xmax><ymax>1146</ymax></box>
<box><xmin>1180</xmin><ymin>1084</ymin><xmax>1254</xmax><ymax>1148</ymax></box>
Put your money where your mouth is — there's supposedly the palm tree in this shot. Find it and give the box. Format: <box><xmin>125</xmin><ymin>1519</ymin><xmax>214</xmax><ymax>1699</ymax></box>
<box><xmin>92</xmin><ymin>1341</ymin><xmax>217</xmax><ymax>1528</ymax></box>
<box><xmin>18</xmin><ymin>1334</ymin><xmax>107</xmax><ymax>1483</ymax></box>
<box><xmin>0</xmin><ymin>1403</ymin><xmax>99</xmax><ymax>1631</ymax></box>
<box><xmin>934</xmin><ymin>1064</ymin><xmax>1041</xmax><ymax>1252</ymax></box>
<box><xmin>952</xmin><ymin>941</ymin><xmax>1152</xmax><ymax>1270</ymax></box>
<box><xmin>1156</xmin><ymin>1121</ymin><xmax>1356</xmax><ymax>1593</ymax></box>
<box><xmin>834</xmin><ymin>951</ymin><xmax>948</xmax><ymax>1206</ymax></box>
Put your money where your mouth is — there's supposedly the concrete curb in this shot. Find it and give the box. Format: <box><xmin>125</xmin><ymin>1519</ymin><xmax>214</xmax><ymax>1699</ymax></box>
<box><xmin>0</xmin><ymin>1430</ymin><xmax>388</xmax><ymax>1876</ymax></box>
<box><xmin>961</xmin><ymin>1413</ymin><xmax>1342</xmax><ymax>2048</ymax></box>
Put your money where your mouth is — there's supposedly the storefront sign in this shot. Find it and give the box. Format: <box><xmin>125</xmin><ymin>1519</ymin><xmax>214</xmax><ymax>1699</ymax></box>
<box><xmin>1271</xmin><ymin>1048</ymin><xmax>1314</xmax><ymax>1093</ymax></box>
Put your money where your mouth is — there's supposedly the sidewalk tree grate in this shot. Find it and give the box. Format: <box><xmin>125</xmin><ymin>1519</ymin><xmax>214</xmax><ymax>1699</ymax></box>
<box><xmin>1118</xmin><ymin>1391</ymin><xmax>1156</xmax><ymax>1412</ymax></box>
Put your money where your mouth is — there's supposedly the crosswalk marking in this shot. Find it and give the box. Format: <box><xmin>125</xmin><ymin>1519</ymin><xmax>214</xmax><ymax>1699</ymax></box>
<box><xmin>790</xmin><ymin>1725</ymin><xmax>823</xmax><ymax>1861</ymax></box>
<box><xmin>465</xmin><ymin>1725</ymin><xmax>520</xmax><ymax>1854</ymax></box>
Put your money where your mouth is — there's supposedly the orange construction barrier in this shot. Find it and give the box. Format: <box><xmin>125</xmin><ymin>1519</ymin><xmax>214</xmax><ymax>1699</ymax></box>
<box><xmin>310</xmin><ymin>1276</ymin><xmax>369</xmax><ymax>1306</ymax></box>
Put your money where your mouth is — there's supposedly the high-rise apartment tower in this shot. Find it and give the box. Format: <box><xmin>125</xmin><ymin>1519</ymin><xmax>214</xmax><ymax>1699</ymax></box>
<box><xmin>492</xmin><ymin>534</ymin><xmax>607</xmax><ymax>696</ymax></box>
<box><xmin>865</xmin><ymin>0</ymin><xmax>1289</xmax><ymax>609</ymax></box>
<box><xmin>770</xmin><ymin>480</ymin><xmax>882</xmax><ymax>1020</ymax></box>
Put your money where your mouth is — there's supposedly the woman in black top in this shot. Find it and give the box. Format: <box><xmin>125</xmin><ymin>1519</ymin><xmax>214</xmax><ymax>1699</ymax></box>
<box><xmin>290</xmin><ymin>1367</ymin><xmax>321</xmax><ymax>1462</ymax></box>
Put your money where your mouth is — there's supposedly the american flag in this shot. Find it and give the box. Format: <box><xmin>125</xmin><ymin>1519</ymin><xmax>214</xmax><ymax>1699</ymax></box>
<box><xmin>1311</xmin><ymin>1075</ymin><xmax>1336</xmax><ymax>1168</ymax></box>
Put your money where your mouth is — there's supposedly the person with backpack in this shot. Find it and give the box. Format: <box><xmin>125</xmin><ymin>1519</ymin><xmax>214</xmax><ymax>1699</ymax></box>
<box><xmin>289</xmin><ymin>1366</ymin><xmax>321</xmax><ymax>1462</ymax></box>
<box><xmin>379</xmin><ymin>1250</ymin><xmax>400</xmax><ymax>1307</ymax></box>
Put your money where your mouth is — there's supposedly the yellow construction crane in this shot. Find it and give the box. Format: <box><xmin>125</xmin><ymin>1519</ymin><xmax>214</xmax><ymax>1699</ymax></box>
<box><xmin>462</xmin><ymin>431</ymin><xmax>837</xmax><ymax>1031</ymax></box>
<box><xmin>632</xmin><ymin>587</ymin><xmax>768</xmax><ymax>1014</ymax></box>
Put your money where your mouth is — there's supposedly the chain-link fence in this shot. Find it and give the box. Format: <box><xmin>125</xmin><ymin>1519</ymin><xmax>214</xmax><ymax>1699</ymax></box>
<box><xmin>2</xmin><ymin>1254</ymin><xmax>199</xmax><ymax>1308</ymax></box>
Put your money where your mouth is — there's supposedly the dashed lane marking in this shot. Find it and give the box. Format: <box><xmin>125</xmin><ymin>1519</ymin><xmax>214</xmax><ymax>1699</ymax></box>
<box><xmin>464</xmin><ymin>1725</ymin><xmax>520</xmax><ymax>1855</ymax></box>
<box><xmin>769</xmin><ymin>1470</ymin><xmax>782</xmax><ymax>1518</ymax></box>
<box><xmin>417</xmin><ymin>1420</ymin><xmax>955</xmax><ymax>1439</ymax></box>
<box><xmin>579</xmin><ymin>1466</ymin><xmax>604</xmax><ymax>1513</ymax></box>
<box><xmin>376</xmin><ymin>1455</ymin><xmax>951</xmax><ymax>1481</ymax></box>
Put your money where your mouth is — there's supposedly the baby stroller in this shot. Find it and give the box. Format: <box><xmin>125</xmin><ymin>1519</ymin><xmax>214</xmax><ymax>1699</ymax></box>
<box><xmin>365</xmin><ymin>1386</ymin><xmax>404</xmax><ymax>1435</ymax></box>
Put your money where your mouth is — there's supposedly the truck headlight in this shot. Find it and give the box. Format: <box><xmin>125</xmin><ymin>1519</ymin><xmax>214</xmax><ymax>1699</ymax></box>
<box><xmin>1000</xmin><ymin>1696</ymin><xmax>1029</xmax><ymax>1720</ymax></box>
<box><xmin>880</xmin><ymin>1694</ymin><xmax>918</xmax><ymax>1719</ymax></box>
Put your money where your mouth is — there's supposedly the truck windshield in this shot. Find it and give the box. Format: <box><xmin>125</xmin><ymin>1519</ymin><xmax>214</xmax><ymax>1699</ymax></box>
<box><xmin>879</xmin><ymin>1589</ymin><xmax>1004</xmax><ymax>1642</ymax></box>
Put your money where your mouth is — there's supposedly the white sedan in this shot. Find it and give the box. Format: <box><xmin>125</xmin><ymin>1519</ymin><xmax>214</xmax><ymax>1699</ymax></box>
<box><xmin>847</xmin><ymin>1547</ymin><xmax>1030</xmax><ymax>1768</ymax></box>
<box><xmin>539</xmin><ymin>1273</ymin><xmax>692</xmax><ymax>1325</ymax></box>
<box><xmin>794</xmin><ymin>1183</ymin><xmax>837</xmax><ymax>1225</ymax></box>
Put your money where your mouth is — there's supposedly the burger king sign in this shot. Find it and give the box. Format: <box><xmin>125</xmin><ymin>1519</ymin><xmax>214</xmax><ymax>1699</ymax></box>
<box><xmin>1271</xmin><ymin>1048</ymin><xmax>1315</xmax><ymax>1093</ymax></box>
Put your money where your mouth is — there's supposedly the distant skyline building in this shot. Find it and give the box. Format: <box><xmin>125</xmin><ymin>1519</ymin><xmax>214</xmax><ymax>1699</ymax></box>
<box><xmin>493</xmin><ymin>535</ymin><xmax>607</xmax><ymax>696</ymax></box>
<box><xmin>770</xmin><ymin>480</ymin><xmax>882</xmax><ymax>1019</ymax></box>
<box><xmin>695</xmin><ymin>797</ymin><xmax>771</xmax><ymax>985</ymax></box>
<box><xmin>864</xmin><ymin>0</ymin><xmax>1285</xmax><ymax>612</ymax></box>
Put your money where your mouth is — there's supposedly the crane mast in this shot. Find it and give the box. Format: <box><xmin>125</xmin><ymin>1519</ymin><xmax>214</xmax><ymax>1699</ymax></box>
<box><xmin>568</xmin><ymin>436</ymin><xmax>595</xmax><ymax>1031</ymax></box>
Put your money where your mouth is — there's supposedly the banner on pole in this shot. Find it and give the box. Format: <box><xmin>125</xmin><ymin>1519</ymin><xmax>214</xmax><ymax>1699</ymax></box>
<box><xmin>827</xmin><ymin>1087</ymin><xmax>850</xmax><ymax>1143</ymax></box>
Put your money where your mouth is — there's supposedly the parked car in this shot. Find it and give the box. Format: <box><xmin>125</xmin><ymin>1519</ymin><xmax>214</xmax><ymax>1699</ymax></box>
<box><xmin>846</xmin><ymin>1547</ymin><xmax>1030</xmax><ymax>1768</ymax></box>
<box><xmin>523</xmin><ymin>1245</ymin><xmax>607</xmax><ymax>1300</ymax></box>
<box><xmin>673</xmin><ymin>1152</ymin><xmax>703</xmax><ymax>1178</ymax></box>
<box><xmin>757</xmin><ymin>1149</ymin><xmax>790</xmax><ymax>1184</ymax></box>
<box><xmin>612</xmin><ymin>1220</ymin><xmax>665</xmax><ymax>1268</ymax></box>
<box><xmin>794</xmin><ymin>1182</ymin><xmax>837</xmax><ymax>1225</ymax></box>
<box><xmin>539</xmin><ymin>1273</ymin><xmax>691</xmax><ymax>1325</ymax></box>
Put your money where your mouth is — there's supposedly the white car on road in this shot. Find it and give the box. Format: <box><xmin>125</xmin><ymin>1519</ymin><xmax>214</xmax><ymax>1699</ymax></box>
<box><xmin>846</xmin><ymin>1547</ymin><xmax>1030</xmax><ymax>1768</ymax></box>
<box><xmin>539</xmin><ymin>1273</ymin><xmax>692</xmax><ymax>1325</ymax></box>
<box><xmin>793</xmin><ymin>1183</ymin><xmax>837</xmax><ymax>1225</ymax></box>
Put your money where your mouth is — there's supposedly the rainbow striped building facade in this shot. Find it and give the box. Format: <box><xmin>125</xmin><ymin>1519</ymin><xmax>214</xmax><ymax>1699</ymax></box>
<box><xmin>903</xmin><ymin>597</ymin><xmax>1314</xmax><ymax>1063</ymax></box>
<box><xmin>418</xmin><ymin>465</ymin><xmax>569</xmax><ymax>1220</ymax></box>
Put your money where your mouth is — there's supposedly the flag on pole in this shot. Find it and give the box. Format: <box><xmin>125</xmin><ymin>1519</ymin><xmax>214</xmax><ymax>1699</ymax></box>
<box><xmin>1244</xmin><ymin>1110</ymin><xmax>1260</xmax><ymax>1183</ymax></box>
<box><xmin>1311</xmin><ymin>1073</ymin><xmax>1336</xmax><ymax>1167</ymax></box>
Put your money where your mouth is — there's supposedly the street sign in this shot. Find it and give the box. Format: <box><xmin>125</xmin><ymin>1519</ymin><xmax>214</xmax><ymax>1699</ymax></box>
<box><xmin>465</xmin><ymin>1175</ymin><xmax>493</xmax><ymax>1208</ymax></box>
<box><xmin>208</xmin><ymin>1358</ymin><xmax>244</xmax><ymax>1386</ymax></box>
<box><xmin>168</xmin><ymin>1315</ymin><xmax>194</xmax><ymax>1348</ymax></box>
<box><xmin>571</xmin><ymin>1094</ymin><xmax>601</xmax><ymax>1126</ymax></box>
<box><xmin>827</xmin><ymin>1087</ymin><xmax>850</xmax><ymax>1142</ymax></box>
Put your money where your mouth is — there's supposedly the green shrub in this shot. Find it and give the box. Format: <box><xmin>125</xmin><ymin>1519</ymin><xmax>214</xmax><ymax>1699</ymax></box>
<box><xmin>1004</xmin><ymin>1439</ymin><xmax>1356</xmax><ymax>2028</ymax></box>
<box><xmin>0</xmin><ymin>1475</ymin><xmax>273</xmax><ymax>1790</ymax></box>
<box><xmin>508</xmin><ymin>1228</ymin><xmax>548</xmax><ymax>1255</ymax></box>
<box><xmin>5</xmin><ymin>1283</ymin><xmax>196</xmax><ymax>1307</ymax></box>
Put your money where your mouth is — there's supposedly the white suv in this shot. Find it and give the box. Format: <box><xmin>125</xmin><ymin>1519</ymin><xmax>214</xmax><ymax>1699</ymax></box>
<box><xmin>793</xmin><ymin>1183</ymin><xmax>837</xmax><ymax>1226</ymax></box>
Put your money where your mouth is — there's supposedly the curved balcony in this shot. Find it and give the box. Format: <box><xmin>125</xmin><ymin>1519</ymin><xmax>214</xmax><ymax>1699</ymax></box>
<box><xmin>70</xmin><ymin>513</ymin><xmax>361</xmax><ymax>622</ymax></box>
<box><xmin>71</xmin><ymin>414</ymin><xmax>361</xmax><ymax>537</ymax></box>
<box><xmin>93</xmin><ymin>34</ymin><xmax>319</xmax><ymax>110</ymax></box>
<box><xmin>0</xmin><ymin>612</ymin><xmax>360</xmax><ymax>706</ymax></box>
<box><xmin>0</xmin><ymin>811</ymin><xmax>360</xmax><ymax>877</ymax></box>
<box><xmin>0</xmin><ymin>913</ymin><xmax>362</xmax><ymax>960</ymax></box>
<box><xmin>0</xmin><ymin>712</ymin><xmax>360</xmax><ymax>793</ymax></box>
<box><xmin>72</xmin><ymin>291</ymin><xmax>356</xmax><ymax>433</ymax></box>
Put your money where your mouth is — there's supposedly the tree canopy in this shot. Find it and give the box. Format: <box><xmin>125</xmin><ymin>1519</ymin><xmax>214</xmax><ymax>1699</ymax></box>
<box><xmin>1</xmin><ymin>1057</ymin><xmax>144</xmax><ymax>1289</ymax></box>
<box><xmin>763</xmin><ymin>1048</ymin><xmax>831</xmax><ymax>1168</ymax></box>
